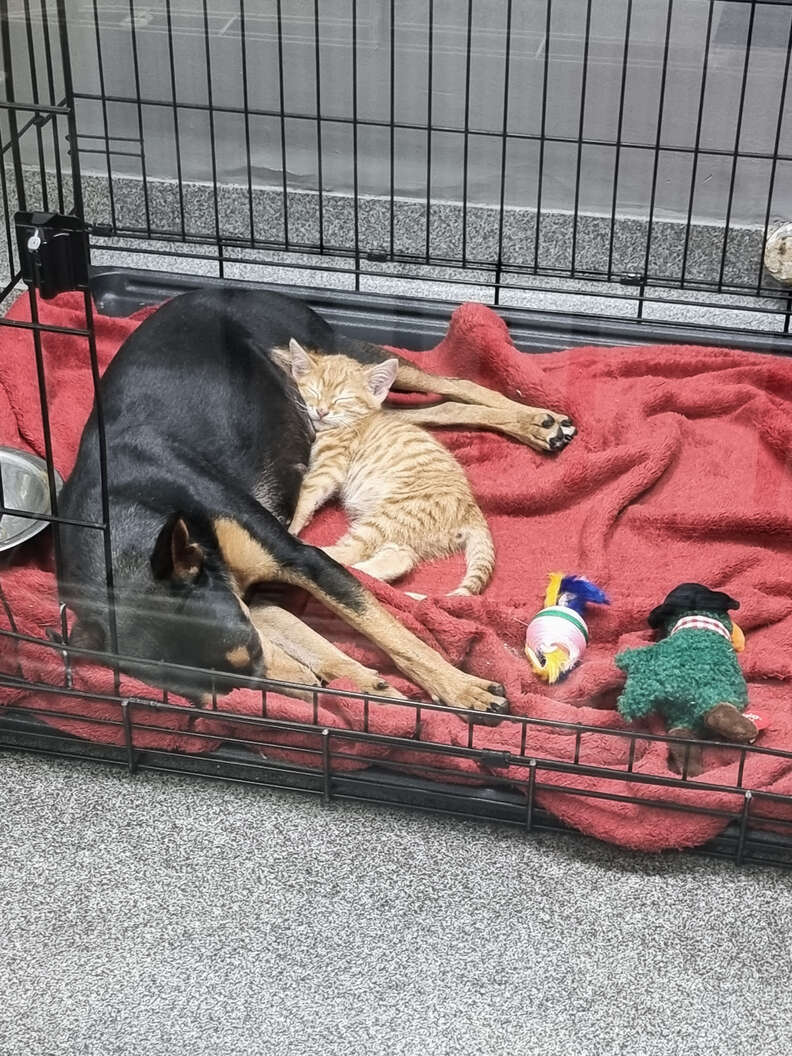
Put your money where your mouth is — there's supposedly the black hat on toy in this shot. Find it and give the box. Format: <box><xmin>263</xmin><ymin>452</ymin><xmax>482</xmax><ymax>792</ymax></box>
<box><xmin>647</xmin><ymin>582</ymin><xmax>739</xmax><ymax>629</ymax></box>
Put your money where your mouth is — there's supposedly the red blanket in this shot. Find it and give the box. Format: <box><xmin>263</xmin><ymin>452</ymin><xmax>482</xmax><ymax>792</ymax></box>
<box><xmin>2</xmin><ymin>290</ymin><xmax>792</xmax><ymax>853</ymax></box>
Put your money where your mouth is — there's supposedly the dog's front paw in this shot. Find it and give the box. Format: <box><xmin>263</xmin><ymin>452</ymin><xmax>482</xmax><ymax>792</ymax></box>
<box><xmin>518</xmin><ymin>409</ymin><xmax>576</xmax><ymax>453</ymax></box>
<box><xmin>347</xmin><ymin>667</ymin><xmax>407</xmax><ymax>702</ymax></box>
<box><xmin>432</xmin><ymin>672</ymin><xmax>509</xmax><ymax>713</ymax></box>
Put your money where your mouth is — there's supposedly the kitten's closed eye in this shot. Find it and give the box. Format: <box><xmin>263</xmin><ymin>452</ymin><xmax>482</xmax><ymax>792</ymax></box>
<box><xmin>292</xmin><ymin>352</ymin><xmax>394</xmax><ymax>431</ymax></box>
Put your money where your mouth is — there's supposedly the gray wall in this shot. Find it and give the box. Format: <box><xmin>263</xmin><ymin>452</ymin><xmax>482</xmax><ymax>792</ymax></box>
<box><xmin>6</xmin><ymin>1</ymin><xmax>792</xmax><ymax>229</ymax></box>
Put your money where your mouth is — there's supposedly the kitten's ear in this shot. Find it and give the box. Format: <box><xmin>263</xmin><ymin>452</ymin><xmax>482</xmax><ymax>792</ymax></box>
<box><xmin>287</xmin><ymin>338</ymin><xmax>314</xmax><ymax>379</ymax></box>
<box><xmin>366</xmin><ymin>358</ymin><xmax>399</xmax><ymax>404</ymax></box>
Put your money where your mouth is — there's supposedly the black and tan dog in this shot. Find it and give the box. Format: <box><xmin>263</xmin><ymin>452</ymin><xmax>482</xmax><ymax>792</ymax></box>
<box><xmin>59</xmin><ymin>288</ymin><xmax>574</xmax><ymax>711</ymax></box>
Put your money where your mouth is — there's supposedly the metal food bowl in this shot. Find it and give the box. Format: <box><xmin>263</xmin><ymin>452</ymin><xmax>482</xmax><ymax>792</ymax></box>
<box><xmin>0</xmin><ymin>447</ymin><xmax>63</xmax><ymax>553</ymax></box>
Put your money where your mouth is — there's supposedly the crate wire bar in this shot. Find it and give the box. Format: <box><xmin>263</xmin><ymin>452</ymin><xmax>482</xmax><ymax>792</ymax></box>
<box><xmin>0</xmin><ymin>0</ymin><xmax>791</xmax><ymax>869</ymax></box>
<box><xmin>62</xmin><ymin>0</ymin><xmax>792</xmax><ymax>332</ymax></box>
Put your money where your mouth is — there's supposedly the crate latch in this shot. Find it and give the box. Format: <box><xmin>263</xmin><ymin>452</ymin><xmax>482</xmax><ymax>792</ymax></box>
<box><xmin>15</xmin><ymin>211</ymin><xmax>90</xmax><ymax>299</ymax></box>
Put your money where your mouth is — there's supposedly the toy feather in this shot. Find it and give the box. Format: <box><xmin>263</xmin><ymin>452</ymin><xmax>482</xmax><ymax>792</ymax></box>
<box><xmin>544</xmin><ymin>572</ymin><xmax>563</xmax><ymax>608</ymax></box>
<box><xmin>526</xmin><ymin>645</ymin><xmax>568</xmax><ymax>684</ymax></box>
<box><xmin>558</xmin><ymin>575</ymin><xmax>609</xmax><ymax>615</ymax></box>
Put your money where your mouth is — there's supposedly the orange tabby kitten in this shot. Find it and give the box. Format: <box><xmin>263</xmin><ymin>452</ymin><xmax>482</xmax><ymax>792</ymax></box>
<box><xmin>282</xmin><ymin>339</ymin><xmax>494</xmax><ymax>597</ymax></box>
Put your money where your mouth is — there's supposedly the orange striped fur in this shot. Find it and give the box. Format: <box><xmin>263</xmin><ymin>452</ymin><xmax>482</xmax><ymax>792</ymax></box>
<box><xmin>283</xmin><ymin>341</ymin><xmax>494</xmax><ymax>596</ymax></box>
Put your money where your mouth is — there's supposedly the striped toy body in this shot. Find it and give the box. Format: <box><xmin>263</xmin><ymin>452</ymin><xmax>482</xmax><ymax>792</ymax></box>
<box><xmin>525</xmin><ymin>574</ymin><xmax>608</xmax><ymax>684</ymax></box>
<box><xmin>525</xmin><ymin>606</ymin><xmax>589</xmax><ymax>683</ymax></box>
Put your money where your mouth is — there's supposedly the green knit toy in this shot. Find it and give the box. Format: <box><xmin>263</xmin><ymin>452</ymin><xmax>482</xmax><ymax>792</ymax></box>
<box><xmin>615</xmin><ymin>583</ymin><xmax>758</xmax><ymax>774</ymax></box>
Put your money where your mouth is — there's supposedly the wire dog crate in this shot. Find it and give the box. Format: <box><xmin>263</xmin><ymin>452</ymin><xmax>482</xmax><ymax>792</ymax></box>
<box><xmin>1</xmin><ymin>0</ymin><xmax>792</xmax><ymax>868</ymax></box>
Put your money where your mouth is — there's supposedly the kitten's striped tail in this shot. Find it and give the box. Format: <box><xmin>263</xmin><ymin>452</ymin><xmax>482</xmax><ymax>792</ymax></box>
<box><xmin>449</xmin><ymin>517</ymin><xmax>495</xmax><ymax>597</ymax></box>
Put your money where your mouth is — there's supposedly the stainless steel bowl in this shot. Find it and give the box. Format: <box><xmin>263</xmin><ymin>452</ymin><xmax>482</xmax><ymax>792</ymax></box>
<box><xmin>0</xmin><ymin>447</ymin><xmax>64</xmax><ymax>553</ymax></box>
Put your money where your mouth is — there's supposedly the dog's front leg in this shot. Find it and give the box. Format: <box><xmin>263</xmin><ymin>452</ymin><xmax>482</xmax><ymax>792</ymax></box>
<box><xmin>214</xmin><ymin>511</ymin><xmax>507</xmax><ymax>713</ymax></box>
<box><xmin>259</xmin><ymin>635</ymin><xmax>322</xmax><ymax>701</ymax></box>
<box><xmin>250</xmin><ymin>603</ymin><xmax>404</xmax><ymax>700</ymax></box>
<box><xmin>392</xmin><ymin>402</ymin><xmax>576</xmax><ymax>452</ymax></box>
<box><xmin>391</xmin><ymin>362</ymin><xmax>575</xmax><ymax>452</ymax></box>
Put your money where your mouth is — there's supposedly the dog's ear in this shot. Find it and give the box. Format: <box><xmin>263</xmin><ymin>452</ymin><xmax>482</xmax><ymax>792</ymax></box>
<box><xmin>151</xmin><ymin>513</ymin><xmax>205</xmax><ymax>583</ymax></box>
<box><xmin>365</xmin><ymin>358</ymin><xmax>399</xmax><ymax>404</ymax></box>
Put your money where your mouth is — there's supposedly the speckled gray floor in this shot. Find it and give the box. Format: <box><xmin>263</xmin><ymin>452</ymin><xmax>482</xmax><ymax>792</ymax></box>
<box><xmin>1</xmin><ymin>751</ymin><xmax>791</xmax><ymax>1056</ymax></box>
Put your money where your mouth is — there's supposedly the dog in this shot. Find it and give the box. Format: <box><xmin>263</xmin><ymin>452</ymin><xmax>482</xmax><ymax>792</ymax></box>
<box><xmin>59</xmin><ymin>287</ymin><xmax>575</xmax><ymax>711</ymax></box>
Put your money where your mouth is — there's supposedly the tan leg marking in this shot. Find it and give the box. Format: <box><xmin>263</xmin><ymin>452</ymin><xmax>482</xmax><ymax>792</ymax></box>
<box><xmin>392</xmin><ymin>364</ymin><xmax>575</xmax><ymax>452</ymax></box>
<box><xmin>392</xmin><ymin>403</ymin><xmax>569</xmax><ymax>452</ymax></box>
<box><xmin>220</xmin><ymin>622</ymin><xmax>320</xmax><ymax>702</ymax></box>
<box><xmin>250</xmin><ymin>604</ymin><xmax>403</xmax><ymax>699</ymax></box>
<box><xmin>394</xmin><ymin>364</ymin><xmax>522</xmax><ymax>410</ymax></box>
<box><xmin>214</xmin><ymin>517</ymin><xmax>281</xmax><ymax>592</ymax></box>
<box><xmin>297</xmin><ymin>588</ymin><xmax>506</xmax><ymax>712</ymax></box>
<box><xmin>263</xmin><ymin>640</ymin><xmax>322</xmax><ymax>700</ymax></box>
<box><xmin>214</xmin><ymin>518</ymin><xmax>506</xmax><ymax>712</ymax></box>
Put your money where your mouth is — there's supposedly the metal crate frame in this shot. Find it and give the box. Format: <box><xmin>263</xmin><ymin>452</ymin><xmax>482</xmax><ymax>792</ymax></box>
<box><xmin>1</xmin><ymin>0</ymin><xmax>792</xmax><ymax>869</ymax></box>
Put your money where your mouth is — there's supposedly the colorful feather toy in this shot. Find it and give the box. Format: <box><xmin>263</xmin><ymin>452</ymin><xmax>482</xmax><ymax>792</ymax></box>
<box><xmin>524</xmin><ymin>573</ymin><xmax>609</xmax><ymax>683</ymax></box>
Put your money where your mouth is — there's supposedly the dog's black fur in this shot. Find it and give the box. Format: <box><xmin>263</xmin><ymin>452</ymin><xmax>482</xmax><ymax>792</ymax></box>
<box><xmin>60</xmin><ymin>288</ymin><xmax>368</xmax><ymax>698</ymax></box>
<box><xmin>60</xmin><ymin>285</ymin><xmax>570</xmax><ymax>710</ymax></box>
